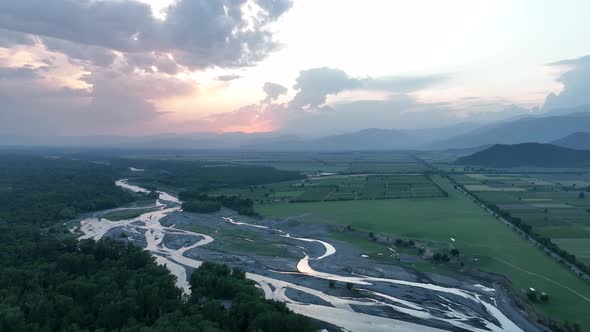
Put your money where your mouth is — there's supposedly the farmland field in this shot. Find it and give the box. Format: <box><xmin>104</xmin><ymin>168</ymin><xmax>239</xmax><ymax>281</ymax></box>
<box><xmin>454</xmin><ymin>172</ymin><xmax>590</xmax><ymax>275</ymax></box>
<box><xmin>213</xmin><ymin>173</ymin><xmax>445</xmax><ymax>203</ymax></box>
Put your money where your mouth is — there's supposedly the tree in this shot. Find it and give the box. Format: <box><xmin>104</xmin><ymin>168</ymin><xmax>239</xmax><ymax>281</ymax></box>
<box><xmin>526</xmin><ymin>288</ymin><xmax>538</xmax><ymax>302</ymax></box>
<box><xmin>329</xmin><ymin>280</ymin><xmax>335</xmax><ymax>288</ymax></box>
<box><xmin>450</xmin><ymin>248</ymin><xmax>459</xmax><ymax>257</ymax></box>
<box><xmin>579</xmin><ymin>192</ymin><xmax>585</xmax><ymax>199</ymax></box>
<box><xmin>346</xmin><ymin>282</ymin><xmax>354</xmax><ymax>290</ymax></box>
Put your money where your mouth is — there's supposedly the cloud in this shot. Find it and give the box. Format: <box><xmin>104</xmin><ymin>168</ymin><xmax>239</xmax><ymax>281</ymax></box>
<box><xmin>0</xmin><ymin>0</ymin><xmax>293</xmax><ymax>135</ymax></box>
<box><xmin>287</xmin><ymin>67</ymin><xmax>449</xmax><ymax>111</ymax></box>
<box><xmin>42</xmin><ymin>37</ymin><xmax>117</xmax><ymax>67</ymax></box>
<box><xmin>0</xmin><ymin>64</ymin><xmax>45</xmax><ymax>79</ymax></box>
<box><xmin>187</xmin><ymin>67</ymin><xmax>455</xmax><ymax>134</ymax></box>
<box><xmin>0</xmin><ymin>0</ymin><xmax>292</xmax><ymax>70</ymax></box>
<box><xmin>0</xmin><ymin>64</ymin><xmax>194</xmax><ymax>135</ymax></box>
<box><xmin>0</xmin><ymin>28</ymin><xmax>36</xmax><ymax>47</ymax></box>
<box><xmin>262</xmin><ymin>82</ymin><xmax>287</xmax><ymax>103</ymax></box>
<box><xmin>217</xmin><ymin>74</ymin><xmax>242</xmax><ymax>82</ymax></box>
<box><xmin>543</xmin><ymin>55</ymin><xmax>590</xmax><ymax>111</ymax></box>
<box><xmin>289</xmin><ymin>67</ymin><xmax>360</xmax><ymax>109</ymax></box>
<box><xmin>179</xmin><ymin>103</ymin><xmax>285</xmax><ymax>133</ymax></box>
<box><xmin>124</xmin><ymin>52</ymin><xmax>181</xmax><ymax>75</ymax></box>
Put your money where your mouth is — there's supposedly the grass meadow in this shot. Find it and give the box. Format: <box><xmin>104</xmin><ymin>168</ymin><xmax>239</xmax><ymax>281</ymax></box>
<box><xmin>257</xmin><ymin>175</ymin><xmax>590</xmax><ymax>328</ymax></box>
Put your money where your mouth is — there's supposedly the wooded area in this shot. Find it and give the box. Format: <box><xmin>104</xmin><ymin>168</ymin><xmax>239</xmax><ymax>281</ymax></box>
<box><xmin>0</xmin><ymin>155</ymin><xmax>315</xmax><ymax>331</ymax></box>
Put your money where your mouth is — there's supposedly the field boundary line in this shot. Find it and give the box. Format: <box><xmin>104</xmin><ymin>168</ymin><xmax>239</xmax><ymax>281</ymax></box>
<box><xmin>492</xmin><ymin>256</ymin><xmax>590</xmax><ymax>303</ymax></box>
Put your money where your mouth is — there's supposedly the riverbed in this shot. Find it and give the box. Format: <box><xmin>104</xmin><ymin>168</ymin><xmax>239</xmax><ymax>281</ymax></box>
<box><xmin>76</xmin><ymin>179</ymin><xmax>545</xmax><ymax>332</ymax></box>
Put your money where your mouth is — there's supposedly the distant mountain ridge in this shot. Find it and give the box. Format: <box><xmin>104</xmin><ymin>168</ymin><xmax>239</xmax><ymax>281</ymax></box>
<box><xmin>432</xmin><ymin>109</ymin><xmax>590</xmax><ymax>149</ymax></box>
<box><xmin>242</xmin><ymin>128</ymin><xmax>423</xmax><ymax>150</ymax></box>
<box><xmin>3</xmin><ymin>108</ymin><xmax>590</xmax><ymax>151</ymax></box>
<box><xmin>0</xmin><ymin>124</ymin><xmax>479</xmax><ymax>151</ymax></box>
<box><xmin>551</xmin><ymin>132</ymin><xmax>590</xmax><ymax>150</ymax></box>
<box><xmin>456</xmin><ymin>143</ymin><xmax>590</xmax><ymax>168</ymax></box>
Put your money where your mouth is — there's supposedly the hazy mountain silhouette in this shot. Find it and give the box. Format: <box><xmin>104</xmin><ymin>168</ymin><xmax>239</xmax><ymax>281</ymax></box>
<box><xmin>1</xmin><ymin>123</ymin><xmax>482</xmax><ymax>151</ymax></box>
<box><xmin>456</xmin><ymin>143</ymin><xmax>590</xmax><ymax>167</ymax></box>
<box><xmin>433</xmin><ymin>109</ymin><xmax>590</xmax><ymax>149</ymax></box>
<box><xmin>551</xmin><ymin>132</ymin><xmax>590</xmax><ymax>150</ymax></box>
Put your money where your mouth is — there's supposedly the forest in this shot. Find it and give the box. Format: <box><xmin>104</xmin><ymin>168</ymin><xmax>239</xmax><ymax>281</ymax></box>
<box><xmin>179</xmin><ymin>192</ymin><xmax>258</xmax><ymax>216</ymax></box>
<box><xmin>0</xmin><ymin>155</ymin><xmax>315</xmax><ymax>331</ymax></box>
<box><xmin>0</xmin><ymin>155</ymin><xmax>136</xmax><ymax>225</ymax></box>
<box><xmin>110</xmin><ymin>158</ymin><xmax>304</xmax><ymax>191</ymax></box>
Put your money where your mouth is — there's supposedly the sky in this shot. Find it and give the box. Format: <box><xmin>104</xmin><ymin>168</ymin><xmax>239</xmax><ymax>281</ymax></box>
<box><xmin>1</xmin><ymin>0</ymin><xmax>590</xmax><ymax>137</ymax></box>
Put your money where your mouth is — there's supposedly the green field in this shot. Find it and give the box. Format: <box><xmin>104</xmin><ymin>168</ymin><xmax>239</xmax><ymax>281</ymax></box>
<box><xmin>455</xmin><ymin>172</ymin><xmax>590</xmax><ymax>277</ymax></box>
<box><xmin>213</xmin><ymin>174</ymin><xmax>444</xmax><ymax>204</ymax></box>
<box><xmin>257</xmin><ymin>175</ymin><xmax>590</xmax><ymax>328</ymax></box>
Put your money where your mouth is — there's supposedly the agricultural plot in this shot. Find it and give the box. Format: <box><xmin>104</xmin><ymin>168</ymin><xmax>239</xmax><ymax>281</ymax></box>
<box><xmin>458</xmin><ymin>172</ymin><xmax>590</xmax><ymax>285</ymax></box>
<box><xmin>212</xmin><ymin>174</ymin><xmax>445</xmax><ymax>203</ymax></box>
<box><xmin>347</xmin><ymin>162</ymin><xmax>427</xmax><ymax>173</ymax></box>
<box><xmin>553</xmin><ymin>239</ymin><xmax>590</xmax><ymax>265</ymax></box>
<box><xmin>182</xmin><ymin>150</ymin><xmax>423</xmax><ymax>175</ymax></box>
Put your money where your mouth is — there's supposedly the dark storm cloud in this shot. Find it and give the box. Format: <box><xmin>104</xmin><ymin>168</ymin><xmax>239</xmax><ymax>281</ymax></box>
<box><xmin>0</xmin><ymin>0</ymin><xmax>293</xmax><ymax>70</ymax></box>
<box><xmin>544</xmin><ymin>55</ymin><xmax>590</xmax><ymax>111</ymax></box>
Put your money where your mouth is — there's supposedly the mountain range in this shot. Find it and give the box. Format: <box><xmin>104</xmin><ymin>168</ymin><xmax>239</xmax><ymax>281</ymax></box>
<box><xmin>431</xmin><ymin>108</ymin><xmax>590</xmax><ymax>149</ymax></box>
<box><xmin>551</xmin><ymin>132</ymin><xmax>590</xmax><ymax>150</ymax></box>
<box><xmin>2</xmin><ymin>106</ymin><xmax>590</xmax><ymax>151</ymax></box>
<box><xmin>456</xmin><ymin>143</ymin><xmax>590</xmax><ymax>168</ymax></box>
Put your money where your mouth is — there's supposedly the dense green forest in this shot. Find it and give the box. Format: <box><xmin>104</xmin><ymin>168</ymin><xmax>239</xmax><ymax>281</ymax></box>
<box><xmin>0</xmin><ymin>155</ymin><xmax>315</xmax><ymax>331</ymax></box>
<box><xmin>0</xmin><ymin>155</ymin><xmax>136</xmax><ymax>225</ymax></box>
<box><xmin>114</xmin><ymin>159</ymin><xmax>304</xmax><ymax>190</ymax></box>
<box><xmin>179</xmin><ymin>192</ymin><xmax>258</xmax><ymax>216</ymax></box>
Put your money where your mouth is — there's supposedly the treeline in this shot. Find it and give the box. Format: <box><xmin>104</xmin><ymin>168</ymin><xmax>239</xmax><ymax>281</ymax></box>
<box><xmin>179</xmin><ymin>192</ymin><xmax>258</xmax><ymax>217</ymax></box>
<box><xmin>0</xmin><ymin>155</ymin><xmax>136</xmax><ymax>225</ymax></box>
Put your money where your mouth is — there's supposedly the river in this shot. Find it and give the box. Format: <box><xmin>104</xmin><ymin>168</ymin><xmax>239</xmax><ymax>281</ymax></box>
<box><xmin>77</xmin><ymin>179</ymin><xmax>528</xmax><ymax>332</ymax></box>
